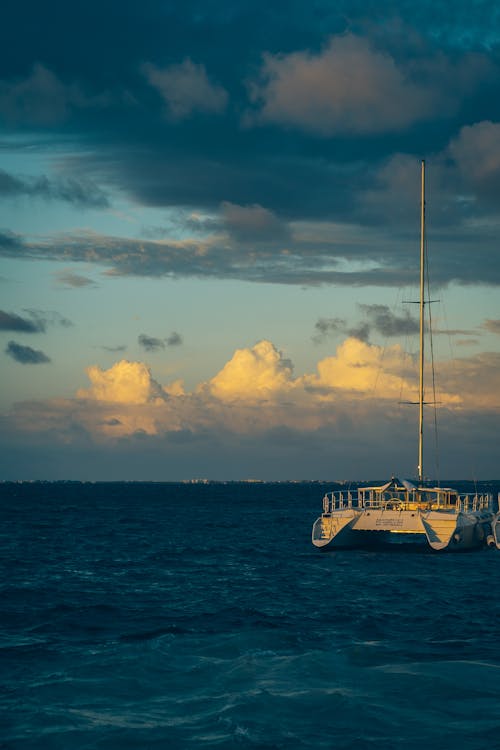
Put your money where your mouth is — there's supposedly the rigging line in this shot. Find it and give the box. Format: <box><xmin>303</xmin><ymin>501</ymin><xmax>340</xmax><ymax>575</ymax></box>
<box><xmin>425</xmin><ymin>234</ymin><xmax>440</xmax><ymax>485</ymax></box>
<box><xmin>370</xmin><ymin>286</ymin><xmax>403</xmax><ymax>399</ymax></box>
<box><xmin>437</xmin><ymin>298</ymin><xmax>479</xmax><ymax>479</ymax></box>
<box><xmin>398</xmin><ymin>285</ymin><xmax>415</xmax><ymax>406</ymax></box>
<box><xmin>372</xmin><ymin>296</ymin><xmax>396</xmax><ymax>395</ymax></box>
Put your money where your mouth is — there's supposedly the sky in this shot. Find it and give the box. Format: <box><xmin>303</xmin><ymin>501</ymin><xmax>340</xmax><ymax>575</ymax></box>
<box><xmin>1</xmin><ymin>0</ymin><xmax>499</xmax><ymax>481</ymax></box>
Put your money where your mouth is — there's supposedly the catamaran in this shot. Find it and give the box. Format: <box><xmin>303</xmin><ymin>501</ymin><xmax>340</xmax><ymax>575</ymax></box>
<box><xmin>312</xmin><ymin>161</ymin><xmax>497</xmax><ymax>551</ymax></box>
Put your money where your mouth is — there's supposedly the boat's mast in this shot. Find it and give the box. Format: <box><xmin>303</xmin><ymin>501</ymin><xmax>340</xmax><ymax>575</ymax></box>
<box><xmin>418</xmin><ymin>160</ymin><xmax>425</xmax><ymax>483</ymax></box>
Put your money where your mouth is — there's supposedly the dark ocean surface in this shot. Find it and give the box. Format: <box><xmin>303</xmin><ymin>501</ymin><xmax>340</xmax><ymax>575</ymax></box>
<box><xmin>1</xmin><ymin>481</ymin><xmax>500</xmax><ymax>749</ymax></box>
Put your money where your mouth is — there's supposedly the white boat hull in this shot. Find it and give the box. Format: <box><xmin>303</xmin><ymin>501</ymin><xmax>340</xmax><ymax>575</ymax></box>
<box><xmin>312</xmin><ymin>507</ymin><xmax>494</xmax><ymax>552</ymax></box>
<box><xmin>492</xmin><ymin>512</ymin><xmax>500</xmax><ymax>550</ymax></box>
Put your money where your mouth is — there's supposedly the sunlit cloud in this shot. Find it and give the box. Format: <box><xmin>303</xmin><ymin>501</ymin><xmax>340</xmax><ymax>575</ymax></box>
<box><xmin>1</xmin><ymin>331</ymin><xmax>498</xmax><ymax>481</ymax></box>
<box><xmin>55</xmin><ymin>271</ymin><xmax>97</xmax><ymax>288</ymax></box>
<box><xmin>206</xmin><ymin>340</ymin><xmax>294</xmax><ymax>402</ymax></box>
<box><xmin>6</xmin><ymin>337</ymin><xmax>498</xmax><ymax>450</ymax></box>
<box><xmin>304</xmin><ymin>338</ymin><xmax>416</xmax><ymax>401</ymax></box>
<box><xmin>483</xmin><ymin>319</ymin><xmax>500</xmax><ymax>334</ymax></box>
<box><xmin>77</xmin><ymin>360</ymin><xmax>167</xmax><ymax>405</ymax></box>
<box><xmin>438</xmin><ymin>351</ymin><xmax>500</xmax><ymax>410</ymax></box>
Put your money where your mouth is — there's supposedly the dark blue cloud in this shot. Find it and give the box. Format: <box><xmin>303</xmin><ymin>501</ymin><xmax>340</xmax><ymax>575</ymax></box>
<box><xmin>166</xmin><ymin>332</ymin><xmax>183</xmax><ymax>346</ymax></box>
<box><xmin>0</xmin><ymin>309</ymin><xmax>71</xmax><ymax>332</ymax></box>
<box><xmin>138</xmin><ymin>332</ymin><xmax>184</xmax><ymax>351</ymax></box>
<box><xmin>1</xmin><ymin>1</ymin><xmax>500</xmax><ymax>287</ymax></box>
<box><xmin>138</xmin><ymin>334</ymin><xmax>165</xmax><ymax>352</ymax></box>
<box><xmin>0</xmin><ymin>310</ymin><xmax>42</xmax><ymax>332</ymax></box>
<box><xmin>5</xmin><ymin>340</ymin><xmax>51</xmax><ymax>364</ymax></box>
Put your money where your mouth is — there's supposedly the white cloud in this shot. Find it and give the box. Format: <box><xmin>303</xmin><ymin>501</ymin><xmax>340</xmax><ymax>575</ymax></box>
<box><xmin>143</xmin><ymin>59</ymin><xmax>228</xmax><ymax>119</ymax></box>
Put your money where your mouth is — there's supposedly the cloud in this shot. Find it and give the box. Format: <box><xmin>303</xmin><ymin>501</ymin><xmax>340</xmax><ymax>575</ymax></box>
<box><xmin>28</xmin><ymin>309</ymin><xmax>73</xmax><ymax>330</ymax></box>
<box><xmin>246</xmin><ymin>34</ymin><xmax>486</xmax><ymax>136</ymax></box>
<box><xmin>483</xmin><ymin>319</ymin><xmax>500</xmax><ymax>334</ymax></box>
<box><xmin>2</xmin><ymin>190</ymin><xmax>500</xmax><ymax>287</ymax></box>
<box><xmin>438</xmin><ymin>351</ymin><xmax>500</xmax><ymax>410</ymax></box>
<box><xmin>313</xmin><ymin>317</ymin><xmax>371</xmax><ymax>344</ymax></box>
<box><xmin>166</xmin><ymin>331</ymin><xmax>183</xmax><ymax>347</ymax></box>
<box><xmin>221</xmin><ymin>202</ymin><xmax>290</xmax><ymax>242</ymax></box>
<box><xmin>55</xmin><ymin>271</ymin><xmax>97</xmax><ymax>288</ymax></box>
<box><xmin>354</xmin><ymin>153</ymin><xmax>425</xmax><ymax>226</ymax></box>
<box><xmin>77</xmin><ymin>360</ymin><xmax>167</xmax><ymax>405</ymax></box>
<box><xmin>2</xmin><ymin>338</ymin><xmax>499</xmax><ymax>481</ymax></box>
<box><xmin>0</xmin><ymin>310</ymin><xmax>42</xmax><ymax>333</ymax></box>
<box><xmin>360</xmin><ymin>304</ymin><xmax>419</xmax><ymax>337</ymax></box>
<box><xmin>0</xmin><ymin>308</ymin><xmax>71</xmax><ymax>332</ymax></box>
<box><xmin>0</xmin><ymin>63</ymin><xmax>111</xmax><ymax>125</ymax></box>
<box><xmin>313</xmin><ymin>305</ymin><xmax>418</xmax><ymax>344</ymax></box>
<box><xmin>5</xmin><ymin>340</ymin><xmax>51</xmax><ymax>364</ymax></box>
<box><xmin>0</xmin><ymin>230</ymin><xmax>24</xmax><ymax>252</ymax></box>
<box><xmin>137</xmin><ymin>332</ymin><xmax>181</xmax><ymax>351</ymax></box>
<box><xmin>206</xmin><ymin>340</ymin><xmax>294</xmax><ymax>402</ymax></box>
<box><xmin>0</xmin><ymin>63</ymin><xmax>75</xmax><ymax>124</ymax></box>
<box><xmin>100</xmin><ymin>344</ymin><xmax>127</xmax><ymax>353</ymax></box>
<box><xmin>305</xmin><ymin>337</ymin><xmax>414</xmax><ymax>400</ymax></box>
<box><xmin>313</xmin><ymin>317</ymin><xmax>346</xmax><ymax>342</ymax></box>
<box><xmin>304</xmin><ymin>337</ymin><xmax>463</xmax><ymax>408</ymax></box>
<box><xmin>143</xmin><ymin>59</ymin><xmax>228</xmax><ymax>119</ymax></box>
<box><xmin>449</xmin><ymin>121</ymin><xmax>500</xmax><ymax>197</ymax></box>
<box><xmin>0</xmin><ymin>168</ymin><xmax>109</xmax><ymax>208</ymax></box>
<box><xmin>138</xmin><ymin>334</ymin><xmax>165</xmax><ymax>352</ymax></box>
<box><xmin>73</xmin><ymin>360</ymin><xmax>185</xmax><ymax>437</ymax></box>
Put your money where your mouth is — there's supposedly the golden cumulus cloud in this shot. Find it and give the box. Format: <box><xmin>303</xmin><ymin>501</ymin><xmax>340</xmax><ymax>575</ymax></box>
<box><xmin>304</xmin><ymin>337</ymin><xmax>410</xmax><ymax>398</ymax></box>
<box><xmin>206</xmin><ymin>340</ymin><xmax>294</xmax><ymax>402</ymax></box>
<box><xmin>6</xmin><ymin>339</ymin><xmax>498</xmax><ymax>444</ymax></box>
<box><xmin>77</xmin><ymin>360</ymin><xmax>167</xmax><ymax>405</ymax></box>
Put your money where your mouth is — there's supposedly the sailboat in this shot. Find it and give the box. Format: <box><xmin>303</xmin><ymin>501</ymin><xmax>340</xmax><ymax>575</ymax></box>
<box><xmin>312</xmin><ymin>161</ymin><xmax>496</xmax><ymax>551</ymax></box>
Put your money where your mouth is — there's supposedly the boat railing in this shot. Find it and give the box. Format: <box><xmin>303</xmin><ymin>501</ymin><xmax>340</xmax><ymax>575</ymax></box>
<box><xmin>321</xmin><ymin>489</ymin><xmax>493</xmax><ymax>514</ymax></box>
<box><xmin>322</xmin><ymin>490</ymin><xmax>412</xmax><ymax>512</ymax></box>
<box><xmin>456</xmin><ymin>493</ymin><xmax>492</xmax><ymax>513</ymax></box>
<box><xmin>322</xmin><ymin>491</ymin><xmax>360</xmax><ymax>513</ymax></box>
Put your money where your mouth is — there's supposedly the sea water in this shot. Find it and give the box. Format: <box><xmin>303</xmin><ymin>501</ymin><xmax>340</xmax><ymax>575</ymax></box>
<box><xmin>1</xmin><ymin>481</ymin><xmax>500</xmax><ymax>749</ymax></box>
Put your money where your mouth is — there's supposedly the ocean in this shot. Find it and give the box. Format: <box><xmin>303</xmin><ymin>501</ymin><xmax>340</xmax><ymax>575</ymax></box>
<box><xmin>1</xmin><ymin>480</ymin><xmax>500</xmax><ymax>749</ymax></box>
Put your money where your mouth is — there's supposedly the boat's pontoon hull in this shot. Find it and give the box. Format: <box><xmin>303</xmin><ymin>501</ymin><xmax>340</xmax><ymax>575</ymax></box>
<box><xmin>312</xmin><ymin>480</ymin><xmax>495</xmax><ymax>552</ymax></box>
